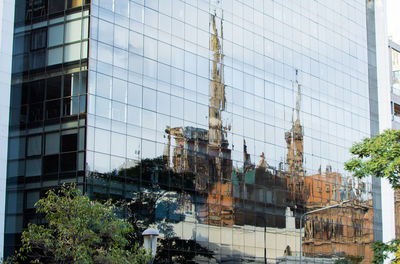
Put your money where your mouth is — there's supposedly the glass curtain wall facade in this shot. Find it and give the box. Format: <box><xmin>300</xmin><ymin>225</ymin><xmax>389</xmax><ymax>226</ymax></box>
<box><xmin>86</xmin><ymin>0</ymin><xmax>374</xmax><ymax>262</ymax></box>
<box><xmin>5</xmin><ymin>0</ymin><xmax>380</xmax><ymax>263</ymax></box>
<box><xmin>4</xmin><ymin>0</ymin><xmax>90</xmax><ymax>256</ymax></box>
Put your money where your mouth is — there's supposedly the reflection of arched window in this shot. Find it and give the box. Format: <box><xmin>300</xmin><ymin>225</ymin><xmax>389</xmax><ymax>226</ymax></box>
<box><xmin>353</xmin><ymin>219</ymin><xmax>362</xmax><ymax>238</ymax></box>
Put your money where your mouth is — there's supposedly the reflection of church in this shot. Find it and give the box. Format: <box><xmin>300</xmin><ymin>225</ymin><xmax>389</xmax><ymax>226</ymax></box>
<box><xmin>164</xmin><ymin>13</ymin><xmax>232</xmax><ymax>192</ymax></box>
<box><xmin>285</xmin><ymin>83</ymin><xmax>307</xmax><ymax>206</ymax></box>
<box><xmin>162</xmin><ymin>13</ymin><xmax>374</xmax><ymax>263</ymax></box>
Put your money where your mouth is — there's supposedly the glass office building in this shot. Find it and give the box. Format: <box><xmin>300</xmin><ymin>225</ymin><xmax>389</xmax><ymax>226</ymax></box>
<box><xmin>4</xmin><ymin>0</ymin><xmax>90</xmax><ymax>256</ymax></box>
<box><xmin>5</xmin><ymin>0</ymin><xmax>382</xmax><ymax>262</ymax></box>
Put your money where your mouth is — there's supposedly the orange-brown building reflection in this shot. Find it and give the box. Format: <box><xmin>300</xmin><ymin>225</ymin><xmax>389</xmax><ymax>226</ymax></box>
<box><xmin>160</xmin><ymin>12</ymin><xmax>374</xmax><ymax>263</ymax></box>
<box><xmin>303</xmin><ymin>170</ymin><xmax>374</xmax><ymax>261</ymax></box>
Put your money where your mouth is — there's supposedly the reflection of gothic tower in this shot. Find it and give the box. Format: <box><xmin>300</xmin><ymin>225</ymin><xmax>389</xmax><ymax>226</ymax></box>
<box><xmin>293</xmin><ymin>83</ymin><xmax>304</xmax><ymax>176</ymax></box>
<box><xmin>286</xmin><ymin>82</ymin><xmax>305</xmax><ymax>203</ymax></box>
<box><xmin>164</xmin><ymin>12</ymin><xmax>231</xmax><ymax>189</ymax></box>
<box><xmin>208</xmin><ymin>13</ymin><xmax>226</xmax><ymax>148</ymax></box>
<box><xmin>286</xmin><ymin>83</ymin><xmax>304</xmax><ymax>176</ymax></box>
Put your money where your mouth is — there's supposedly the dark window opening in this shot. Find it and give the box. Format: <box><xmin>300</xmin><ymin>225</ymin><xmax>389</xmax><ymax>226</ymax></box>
<box><xmin>62</xmin><ymin>134</ymin><xmax>77</xmax><ymax>152</ymax></box>
<box><xmin>49</xmin><ymin>0</ymin><xmax>65</xmax><ymax>14</ymax></box>
<box><xmin>28</xmin><ymin>103</ymin><xmax>43</xmax><ymax>122</ymax></box>
<box><xmin>45</xmin><ymin>100</ymin><xmax>60</xmax><ymax>119</ymax></box>
<box><xmin>61</xmin><ymin>153</ymin><xmax>76</xmax><ymax>171</ymax></box>
<box><xmin>29</xmin><ymin>80</ymin><xmax>45</xmax><ymax>103</ymax></box>
<box><xmin>10</xmin><ymin>106</ymin><xmax>28</xmax><ymax>127</ymax></box>
<box><xmin>43</xmin><ymin>155</ymin><xmax>59</xmax><ymax>174</ymax></box>
<box><xmin>46</xmin><ymin>76</ymin><xmax>62</xmax><ymax>99</ymax></box>
<box><xmin>64</xmin><ymin>74</ymin><xmax>72</xmax><ymax>97</ymax></box>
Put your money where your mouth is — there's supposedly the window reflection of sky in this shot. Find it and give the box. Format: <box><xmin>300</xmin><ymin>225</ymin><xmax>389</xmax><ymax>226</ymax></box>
<box><xmin>91</xmin><ymin>2</ymin><xmax>370</xmax><ymax>175</ymax></box>
<box><xmin>86</xmin><ymin>1</ymin><xmax>374</xmax><ymax>260</ymax></box>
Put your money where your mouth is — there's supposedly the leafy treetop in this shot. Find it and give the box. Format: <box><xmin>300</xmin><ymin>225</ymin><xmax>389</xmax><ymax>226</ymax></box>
<box><xmin>8</xmin><ymin>184</ymin><xmax>150</xmax><ymax>264</ymax></box>
<box><xmin>344</xmin><ymin>129</ymin><xmax>400</xmax><ymax>189</ymax></box>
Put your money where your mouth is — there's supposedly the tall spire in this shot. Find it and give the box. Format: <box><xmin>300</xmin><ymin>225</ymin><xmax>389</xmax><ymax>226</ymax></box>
<box><xmin>293</xmin><ymin>79</ymin><xmax>304</xmax><ymax>176</ymax></box>
<box><xmin>208</xmin><ymin>13</ymin><xmax>226</xmax><ymax>147</ymax></box>
<box><xmin>296</xmin><ymin>84</ymin><xmax>301</xmax><ymax>122</ymax></box>
<box><xmin>286</xmin><ymin>70</ymin><xmax>304</xmax><ymax>176</ymax></box>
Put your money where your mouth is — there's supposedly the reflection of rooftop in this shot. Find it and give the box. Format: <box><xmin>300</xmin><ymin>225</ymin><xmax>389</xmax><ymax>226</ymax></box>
<box><xmin>165</xmin><ymin>126</ymin><xmax>209</xmax><ymax>141</ymax></box>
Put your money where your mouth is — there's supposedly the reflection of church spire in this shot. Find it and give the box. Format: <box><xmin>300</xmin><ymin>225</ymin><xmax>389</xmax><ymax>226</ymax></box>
<box><xmin>285</xmin><ymin>76</ymin><xmax>305</xmax><ymax>204</ymax></box>
<box><xmin>208</xmin><ymin>13</ymin><xmax>226</xmax><ymax>148</ymax></box>
<box><xmin>293</xmin><ymin>82</ymin><xmax>304</xmax><ymax>175</ymax></box>
<box><xmin>285</xmin><ymin>79</ymin><xmax>304</xmax><ymax>176</ymax></box>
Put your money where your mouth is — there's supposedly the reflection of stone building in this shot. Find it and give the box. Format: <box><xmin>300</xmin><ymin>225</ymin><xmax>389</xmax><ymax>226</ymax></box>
<box><xmin>302</xmin><ymin>202</ymin><xmax>373</xmax><ymax>262</ymax></box>
<box><xmin>302</xmin><ymin>170</ymin><xmax>374</xmax><ymax>262</ymax></box>
<box><xmin>205</xmin><ymin>183</ymin><xmax>234</xmax><ymax>227</ymax></box>
<box><xmin>162</xmin><ymin>10</ymin><xmax>374</xmax><ymax>263</ymax></box>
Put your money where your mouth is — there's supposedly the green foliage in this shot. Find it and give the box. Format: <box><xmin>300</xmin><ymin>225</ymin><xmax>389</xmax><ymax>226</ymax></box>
<box><xmin>344</xmin><ymin>129</ymin><xmax>400</xmax><ymax>189</ymax></box>
<box><xmin>334</xmin><ymin>255</ymin><xmax>363</xmax><ymax>264</ymax></box>
<box><xmin>371</xmin><ymin>239</ymin><xmax>400</xmax><ymax>263</ymax></box>
<box><xmin>0</xmin><ymin>258</ymin><xmax>17</xmax><ymax>264</ymax></box>
<box><xmin>345</xmin><ymin>130</ymin><xmax>400</xmax><ymax>263</ymax></box>
<box><xmin>11</xmin><ymin>184</ymin><xmax>151</xmax><ymax>264</ymax></box>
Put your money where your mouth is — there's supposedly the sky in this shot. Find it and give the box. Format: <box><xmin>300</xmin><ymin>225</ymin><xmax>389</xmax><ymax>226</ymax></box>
<box><xmin>387</xmin><ymin>0</ymin><xmax>400</xmax><ymax>43</ymax></box>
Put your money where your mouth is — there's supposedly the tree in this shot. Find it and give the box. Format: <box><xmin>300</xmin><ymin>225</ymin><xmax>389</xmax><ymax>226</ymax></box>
<box><xmin>88</xmin><ymin>156</ymin><xmax>215</xmax><ymax>262</ymax></box>
<box><xmin>123</xmin><ymin>183</ymin><xmax>214</xmax><ymax>263</ymax></box>
<box><xmin>344</xmin><ymin>129</ymin><xmax>400</xmax><ymax>263</ymax></box>
<box><xmin>10</xmin><ymin>184</ymin><xmax>150</xmax><ymax>264</ymax></box>
<box><xmin>344</xmin><ymin>129</ymin><xmax>400</xmax><ymax>189</ymax></box>
<box><xmin>370</xmin><ymin>240</ymin><xmax>400</xmax><ymax>264</ymax></box>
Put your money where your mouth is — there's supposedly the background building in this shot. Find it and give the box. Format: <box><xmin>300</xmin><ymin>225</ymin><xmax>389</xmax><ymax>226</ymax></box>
<box><xmin>3</xmin><ymin>0</ymin><xmax>389</xmax><ymax>263</ymax></box>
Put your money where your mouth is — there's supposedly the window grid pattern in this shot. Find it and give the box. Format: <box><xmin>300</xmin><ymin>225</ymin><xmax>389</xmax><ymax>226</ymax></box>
<box><xmin>86</xmin><ymin>0</ymin><xmax>375</xmax><ymax>262</ymax></box>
